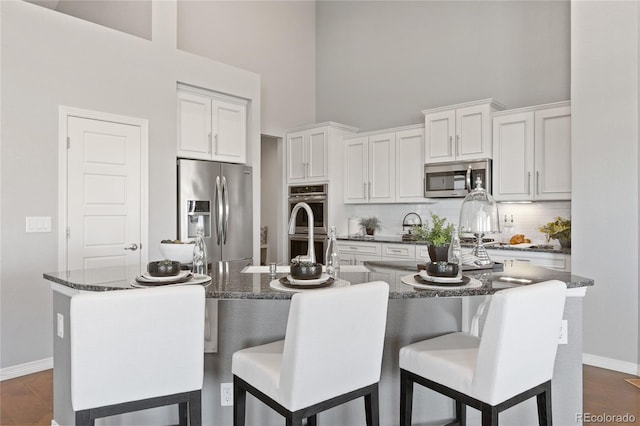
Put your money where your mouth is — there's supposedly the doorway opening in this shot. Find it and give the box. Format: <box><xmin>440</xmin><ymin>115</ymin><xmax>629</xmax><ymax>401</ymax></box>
<box><xmin>260</xmin><ymin>135</ymin><xmax>284</xmax><ymax>265</ymax></box>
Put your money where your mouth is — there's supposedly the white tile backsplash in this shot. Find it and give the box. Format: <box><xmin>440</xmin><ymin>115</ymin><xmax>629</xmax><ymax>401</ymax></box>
<box><xmin>342</xmin><ymin>200</ymin><xmax>571</xmax><ymax>245</ymax></box>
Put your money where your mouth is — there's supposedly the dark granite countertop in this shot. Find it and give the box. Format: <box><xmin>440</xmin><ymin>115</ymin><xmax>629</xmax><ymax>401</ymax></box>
<box><xmin>337</xmin><ymin>235</ymin><xmax>571</xmax><ymax>255</ymax></box>
<box><xmin>44</xmin><ymin>260</ymin><xmax>592</xmax><ymax>299</ymax></box>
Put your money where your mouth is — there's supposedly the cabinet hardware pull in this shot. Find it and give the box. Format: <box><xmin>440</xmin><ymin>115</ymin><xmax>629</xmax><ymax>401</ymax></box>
<box><xmin>363</xmin><ymin>182</ymin><xmax>367</xmax><ymax>199</ymax></box>
<box><xmin>527</xmin><ymin>172</ymin><xmax>531</xmax><ymax>195</ymax></box>
<box><xmin>456</xmin><ymin>135</ymin><xmax>460</xmax><ymax>156</ymax></box>
<box><xmin>208</xmin><ymin>132</ymin><xmax>212</xmax><ymax>154</ymax></box>
<box><xmin>536</xmin><ymin>171</ymin><xmax>540</xmax><ymax>195</ymax></box>
<box><xmin>214</xmin><ymin>134</ymin><xmax>218</xmax><ymax>155</ymax></box>
<box><xmin>368</xmin><ymin>181</ymin><xmax>372</xmax><ymax>199</ymax></box>
<box><xmin>449</xmin><ymin>136</ymin><xmax>453</xmax><ymax>156</ymax></box>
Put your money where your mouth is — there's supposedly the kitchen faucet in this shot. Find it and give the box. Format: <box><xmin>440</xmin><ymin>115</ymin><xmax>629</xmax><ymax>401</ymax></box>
<box><xmin>288</xmin><ymin>202</ymin><xmax>316</xmax><ymax>264</ymax></box>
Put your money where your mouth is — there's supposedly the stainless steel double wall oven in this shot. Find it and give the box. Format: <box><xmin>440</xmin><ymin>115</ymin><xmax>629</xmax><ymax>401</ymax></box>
<box><xmin>288</xmin><ymin>184</ymin><xmax>328</xmax><ymax>264</ymax></box>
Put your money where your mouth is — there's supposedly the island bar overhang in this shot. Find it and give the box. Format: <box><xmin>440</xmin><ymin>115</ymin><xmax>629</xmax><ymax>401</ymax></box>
<box><xmin>43</xmin><ymin>261</ymin><xmax>592</xmax><ymax>425</ymax></box>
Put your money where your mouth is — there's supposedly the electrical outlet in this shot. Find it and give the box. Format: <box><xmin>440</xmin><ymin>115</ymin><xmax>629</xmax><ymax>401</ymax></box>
<box><xmin>220</xmin><ymin>382</ymin><xmax>233</xmax><ymax>406</ymax></box>
<box><xmin>57</xmin><ymin>313</ymin><xmax>64</xmax><ymax>338</ymax></box>
<box><xmin>558</xmin><ymin>320</ymin><xmax>568</xmax><ymax>344</ymax></box>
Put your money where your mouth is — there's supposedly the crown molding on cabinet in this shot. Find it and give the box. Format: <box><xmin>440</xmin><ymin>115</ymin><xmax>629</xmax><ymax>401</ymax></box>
<box><xmin>421</xmin><ymin>98</ymin><xmax>507</xmax><ymax>115</ymax></box>
<box><xmin>492</xmin><ymin>100</ymin><xmax>571</xmax><ymax>117</ymax></box>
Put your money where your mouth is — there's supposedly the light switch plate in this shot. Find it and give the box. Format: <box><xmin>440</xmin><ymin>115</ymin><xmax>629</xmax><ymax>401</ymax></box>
<box><xmin>26</xmin><ymin>216</ymin><xmax>52</xmax><ymax>233</ymax></box>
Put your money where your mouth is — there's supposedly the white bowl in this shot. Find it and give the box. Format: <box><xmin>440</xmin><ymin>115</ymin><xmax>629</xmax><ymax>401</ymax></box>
<box><xmin>159</xmin><ymin>243</ymin><xmax>195</xmax><ymax>264</ymax></box>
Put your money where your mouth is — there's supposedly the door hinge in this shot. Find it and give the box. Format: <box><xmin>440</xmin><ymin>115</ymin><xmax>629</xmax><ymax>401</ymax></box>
<box><xmin>66</xmin><ymin>137</ymin><xmax>70</xmax><ymax>149</ymax></box>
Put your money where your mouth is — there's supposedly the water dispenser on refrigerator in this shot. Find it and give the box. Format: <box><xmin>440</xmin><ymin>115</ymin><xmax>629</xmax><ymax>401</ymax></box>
<box><xmin>186</xmin><ymin>200</ymin><xmax>211</xmax><ymax>239</ymax></box>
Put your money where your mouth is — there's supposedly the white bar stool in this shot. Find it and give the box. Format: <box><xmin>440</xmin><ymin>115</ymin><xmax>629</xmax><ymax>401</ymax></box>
<box><xmin>399</xmin><ymin>280</ymin><xmax>567</xmax><ymax>426</ymax></box>
<box><xmin>232</xmin><ymin>281</ymin><xmax>389</xmax><ymax>426</ymax></box>
<box><xmin>70</xmin><ymin>285</ymin><xmax>206</xmax><ymax>426</ymax></box>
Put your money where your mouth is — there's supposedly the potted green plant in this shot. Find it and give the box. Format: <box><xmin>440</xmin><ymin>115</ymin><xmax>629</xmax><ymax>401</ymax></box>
<box><xmin>410</xmin><ymin>212</ymin><xmax>455</xmax><ymax>262</ymax></box>
<box><xmin>539</xmin><ymin>216</ymin><xmax>571</xmax><ymax>248</ymax></box>
<box><xmin>359</xmin><ymin>217</ymin><xmax>381</xmax><ymax>236</ymax></box>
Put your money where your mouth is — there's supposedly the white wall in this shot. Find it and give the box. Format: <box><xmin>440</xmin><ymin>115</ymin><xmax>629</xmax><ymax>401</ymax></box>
<box><xmin>316</xmin><ymin>0</ymin><xmax>571</xmax><ymax>132</ymax></box>
<box><xmin>177</xmin><ymin>0</ymin><xmax>316</xmax><ymax>137</ymax></box>
<box><xmin>571</xmin><ymin>0</ymin><xmax>639</xmax><ymax>372</ymax></box>
<box><xmin>260</xmin><ymin>136</ymin><xmax>280</xmax><ymax>264</ymax></box>
<box><xmin>54</xmin><ymin>0</ymin><xmax>152</xmax><ymax>40</ymax></box>
<box><xmin>0</xmin><ymin>0</ymin><xmax>260</xmax><ymax>370</ymax></box>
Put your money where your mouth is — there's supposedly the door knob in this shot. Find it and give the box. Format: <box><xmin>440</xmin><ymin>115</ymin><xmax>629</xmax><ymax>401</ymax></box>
<box><xmin>124</xmin><ymin>243</ymin><xmax>138</xmax><ymax>251</ymax></box>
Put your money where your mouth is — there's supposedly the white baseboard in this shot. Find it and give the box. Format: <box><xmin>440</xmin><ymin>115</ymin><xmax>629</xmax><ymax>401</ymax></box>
<box><xmin>583</xmin><ymin>353</ymin><xmax>640</xmax><ymax>376</ymax></box>
<box><xmin>0</xmin><ymin>357</ymin><xmax>53</xmax><ymax>381</ymax></box>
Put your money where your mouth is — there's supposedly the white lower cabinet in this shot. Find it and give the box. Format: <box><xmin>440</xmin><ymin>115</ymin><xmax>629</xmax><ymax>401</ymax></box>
<box><xmin>485</xmin><ymin>249</ymin><xmax>570</xmax><ymax>272</ymax></box>
<box><xmin>336</xmin><ymin>241</ymin><xmax>381</xmax><ymax>265</ymax></box>
<box><xmin>381</xmin><ymin>243</ymin><xmax>415</xmax><ymax>260</ymax></box>
<box><xmin>415</xmin><ymin>245</ymin><xmax>431</xmax><ymax>262</ymax></box>
<box><xmin>338</xmin><ymin>241</ymin><xmax>570</xmax><ymax>271</ymax></box>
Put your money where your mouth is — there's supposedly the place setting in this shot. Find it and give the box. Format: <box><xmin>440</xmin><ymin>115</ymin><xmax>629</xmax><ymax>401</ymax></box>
<box><xmin>401</xmin><ymin>261</ymin><xmax>482</xmax><ymax>290</ymax></box>
<box><xmin>269</xmin><ymin>261</ymin><xmax>350</xmax><ymax>293</ymax></box>
<box><xmin>131</xmin><ymin>260</ymin><xmax>212</xmax><ymax>288</ymax></box>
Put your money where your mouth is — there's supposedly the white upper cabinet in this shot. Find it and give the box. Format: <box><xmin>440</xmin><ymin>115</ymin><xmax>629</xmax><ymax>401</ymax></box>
<box><xmin>395</xmin><ymin>127</ymin><xmax>425</xmax><ymax>203</ymax></box>
<box><xmin>286</xmin><ymin>122</ymin><xmax>358</xmax><ymax>185</ymax></box>
<box><xmin>177</xmin><ymin>91</ymin><xmax>212</xmax><ymax>160</ymax></box>
<box><xmin>493</xmin><ymin>111</ymin><xmax>535</xmax><ymax>201</ymax></box>
<box><xmin>344</xmin><ymin>124</ymin><xmax>424</xmax><ymax>204</ymax></box>
<box><xmin>343</xmin><ymin>136</ymin><xmax>368</xmax><ymax>202</ymax></box>
<box><xmin>423</xmin><ymin>99</ymin><xmax>505</xmax><ymax>163</ymax></box>
<box><xmin>492</xmin><ymin>102</ymin><xmax>571</xmax><ymax>201</ymax></box>
<box><xmin>344</xmin><ymin>132</ymin><xmax>396</xmax><ymax>203</ymax></box>
<box><xmin>177</xmin><ymin>86</ymin><xmax>247</xmax><ymax>164</ymax></box>
<box><xmin>534</xmin><ymin>105</ymin><xmax>572</xmax><ymax>200</ymax></box>
<box><xmin>287</xmin><ymin>128</ymin><xmax>329</xmax><ymax>183</ymax></box>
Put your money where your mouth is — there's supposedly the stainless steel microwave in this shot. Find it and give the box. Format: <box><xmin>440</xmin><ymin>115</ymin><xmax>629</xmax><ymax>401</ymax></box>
<box><xmin>424</xmin><ymin>159</ymin><xmax>491</xmax><ymax>198</ymax></box>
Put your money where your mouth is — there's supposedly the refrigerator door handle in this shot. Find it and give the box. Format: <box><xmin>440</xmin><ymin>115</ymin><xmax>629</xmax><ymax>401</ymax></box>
<box><xmin>222</xmin><ymin>176</ymin><xmax>230</xmax><ymax>244</ymax></box>
<box><xmin>215</xmin><ymin>176</ymin><xmax>223</xmax><ymax>245</ymax></box>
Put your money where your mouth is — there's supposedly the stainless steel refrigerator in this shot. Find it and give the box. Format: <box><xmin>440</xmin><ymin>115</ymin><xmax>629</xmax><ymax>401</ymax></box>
<box><xmin>177</xmin><ymin>159</ymin><xmax>253</xmax><ymax>266</ymax></box>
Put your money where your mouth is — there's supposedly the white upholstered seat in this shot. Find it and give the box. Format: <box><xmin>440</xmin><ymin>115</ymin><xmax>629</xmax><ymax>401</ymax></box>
<box><xmin>70</xmin><ymin>285</ymin><xmax>206</xmax><ymax>426</ymax></box>
<box><xmin>232</xmin><ymin>281</ymin><xmax>390</xmax><ymax>426</ymax></box>
<box><xmin>399</xmin><ymin>280</ymin><xmax>567</xmax><ymax>426</ymax></box>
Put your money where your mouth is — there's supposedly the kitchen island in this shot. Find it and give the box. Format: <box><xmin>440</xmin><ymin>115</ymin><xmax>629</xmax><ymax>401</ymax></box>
<box><xmin>44</xmin><ymin>261</ymin><xmax>592</xmax><ymax>426</ymax></box>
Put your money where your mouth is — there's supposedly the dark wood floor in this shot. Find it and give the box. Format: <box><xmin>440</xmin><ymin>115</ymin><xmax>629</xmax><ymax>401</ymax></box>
<box><xmin>0</xmin><ymin>365</ymin><xmax>638</xmax><ymax>425</ymax></box>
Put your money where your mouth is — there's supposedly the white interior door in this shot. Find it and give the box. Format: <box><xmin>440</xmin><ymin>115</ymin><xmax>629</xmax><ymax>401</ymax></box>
<box><xmin>66</xmin><ymin>115</ymin><xmax>144</xmax><ymax>271</ymax></box>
